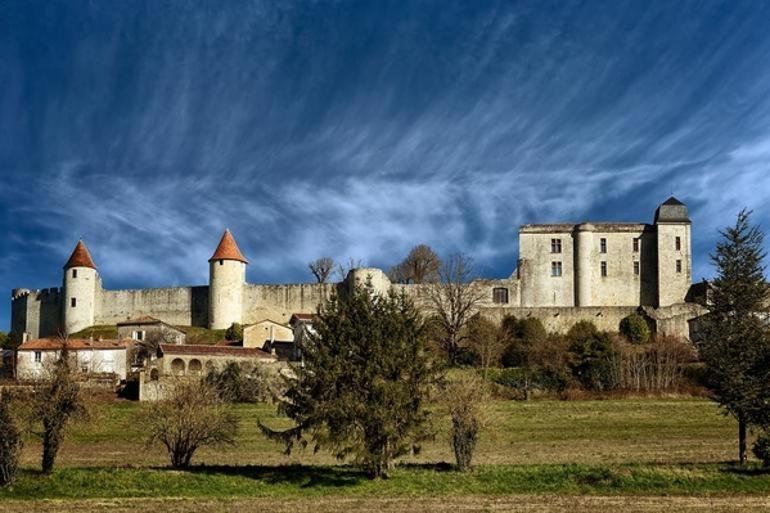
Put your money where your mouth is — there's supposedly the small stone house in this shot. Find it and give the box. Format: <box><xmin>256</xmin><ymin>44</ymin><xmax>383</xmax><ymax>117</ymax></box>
<box><xmin>116</xmin><ymin>316</ymin><xmax>186</xmax><ymax>345</ymax></box>
<box><xmin>243</xmin><ymin>319</ymin><xmax>294</xmax><ymax>359</ymax></box>
<box><xmin>16</xmin><ymin>338</ymin><xmax>131</xmax><ymax>381</ymax></box>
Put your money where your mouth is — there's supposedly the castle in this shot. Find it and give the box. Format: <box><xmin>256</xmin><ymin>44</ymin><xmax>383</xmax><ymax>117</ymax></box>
<box><xmin>10</xmin><ymin>197</ymin><xmax>705</xmax><ymax>340</ymax></box>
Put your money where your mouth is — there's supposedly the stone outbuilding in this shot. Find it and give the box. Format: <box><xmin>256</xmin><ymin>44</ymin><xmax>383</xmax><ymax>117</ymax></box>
<box><xmin>16</xmin><ymin>338</ymin><xmax>131</xmax><ymax>381</ymax></box>
<box><xmin>116</xmin><ymin>316</ymin><xmax>186</xmax><ymax>345</ymax></box>
<box><xmin>243</xmin><ymin>319</ymin><xmax>294</xmax><ymax>359</ymax></box>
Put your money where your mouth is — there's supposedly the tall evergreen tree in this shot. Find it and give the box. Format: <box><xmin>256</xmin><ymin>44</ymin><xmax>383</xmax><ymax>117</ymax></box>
<box><xmin>698</xmin><ymin>210</ymin><xmax>770</xmax><ymax>465</ymax></box>
<box><xmin>260</xmin><ymin>283</ymin><xmax>442</xmax><ymax>478</ymax></box>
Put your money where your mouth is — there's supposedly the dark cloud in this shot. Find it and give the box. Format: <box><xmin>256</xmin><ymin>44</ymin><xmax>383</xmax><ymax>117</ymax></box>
<box><xmin>2</xmin><ymin>0</ymin><xmax>770</xmax><ymax>330</ymax></box>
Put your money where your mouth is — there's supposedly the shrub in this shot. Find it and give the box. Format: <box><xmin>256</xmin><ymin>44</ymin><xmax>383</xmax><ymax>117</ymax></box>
<box><xmin>225</xmin><ymin>323</ymin><xmax>244</xmax><ymax>342</ymax></box>
<box><xmin>0</xmin><ymin>394</ymin><xmax>22</xmax><ymax>486</ymax></box>
<box><xmin>204</xmin><ymin>361</ymin><xmax>274</xmax><ymax>403</ymax></box>
<box><xmin>617</xmin><ymin>336</ymin><xmax>692</xmax><ymax>392</ymax></box>
<box><xmin>566</xmin><ymin>321</ymin><xmax>619</xmax><ymax>391</ymax></box>
<box><xmin>619</xmin><ymin>313</ymin><xmax>651</xmax><ymax>344</ymax></box>
<box><xmin>442</xmin><ymin>374</ymin><xmax>488</xmax><ymax>472</ymax></box>
<box><xmin>753</xmin><ymin>431</ymin><xmax>770</xmax><ymax>467</ymax></box>
<box><xmin>141</xmin><ymin>380</ymin><xmax>238</xmax><ymax>468</ymax></box>
<box><xmin>500</xmin><ymin>317</ymin><xmax>547</xmax><ymax>368</ymax></box>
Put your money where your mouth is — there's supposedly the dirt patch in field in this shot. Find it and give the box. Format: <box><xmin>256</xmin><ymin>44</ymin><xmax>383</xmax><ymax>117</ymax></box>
<box><xmin>4</xmin><ymin>496</ymin><xmax>770</xmax><ymax>513</ymax></box>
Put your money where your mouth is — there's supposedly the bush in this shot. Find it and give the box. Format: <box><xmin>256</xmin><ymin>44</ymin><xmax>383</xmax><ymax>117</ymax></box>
<box><xmin>225</xmin><ymin>323</ymin><xmax>244</xmax><ymax>342</ymax></box>
<box><xmin>619</xmin><ymin>313</ymin><xmax>651</xmax><ymax>344</ymax></box>
<box><xmin>141</xmin><ymin>380</ymin><xmax>238</xmax><ymax>468</ymax></box>
<box><xmin>486</xmin><ymin>366</ymin><xmax>570</xmax><ymax>396</ymax></box>
<box><xmin>500</xmin><ymin>317</ymin><xmax>547</xmax><ymax>368</ymax></box>
<box><xmin>0</xmin><ymin>394</ymin><xmax>22</xmax><ymax>486</ymax></box>
<box><xmin>442</xmin><ymin>374</ymin><xmax>488</xmax><ymax>472</ymax></box>
<box><xmin>566</xmin><ymin>321</ymin><xmax>619</xmax><ymax>391</ymax></box>
<box><xmin>753</xmin><ymin>431</ymin><xmax>770</xmax><ymax>467</ymax></box>
<box><xmin>617</xmin><ymin>336</ymin><xmax>692</xmax><ymax>392</ymax></box>
<box><xmin>204</xmin><ymin>361</ymin><xmax>273</xmax><ymax>403</ymax></box>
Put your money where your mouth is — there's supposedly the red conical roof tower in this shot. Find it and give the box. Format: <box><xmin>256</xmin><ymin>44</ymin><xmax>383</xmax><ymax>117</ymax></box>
<box><xmin>63</xmin><ymin>240</ymin><xmax>97</xmax><ymax>270</ymax></box>
<box><xmin>209</xmin><ymin>229</ymin><xmax>248</xmax><ymax>264</ymax></box>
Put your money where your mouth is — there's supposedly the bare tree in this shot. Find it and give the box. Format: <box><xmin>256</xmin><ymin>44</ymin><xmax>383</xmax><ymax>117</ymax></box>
<box><xmin>334</xmin><ymin>257</ymin><xmax>364</xmax><ymax>281</ymax></box>
<box><xmin>441</xmin><ymin>372</ymin><xmax>490</xmax><ymax>472</ymax></box>
<box><xmin>388</xmin><ymin>244</ymin><xmax>441</xmax><ymax>284</ymax></box>
<box><xmin>467</xmin><ymin>314</ymin><xmax>505</xmax><ymax>376</ymax></box>
<box><xmin>309</xmin><ymin>257</ymin><xmax>335</xmax><ymax>284</ymax></box>
<box><xmin>140</xmin><ymin>379</ymin><xmax>238</xmax><ymax>468</ymax></box>
<box><xmin>426</xmin><ymin>253</ymin><xmax>486</xmax><ymax>366</ymax></box>
<box><xmin>30</xmin><ymin>337</ymin><xmax>91</xmax><ymax>474</ymax></box>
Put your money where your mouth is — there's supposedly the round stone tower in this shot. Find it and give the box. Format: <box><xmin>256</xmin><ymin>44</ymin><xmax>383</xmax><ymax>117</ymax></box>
<box><xmin>208</xmin><ymin>229</ymin><xmax>248</xmax><ymax>330</ymax></box>
<box><xmin>575</xmin><ymin>222</ymin><xmax>594</xmax><ymax>307</ymax></box>
<box><xmin>62</xmin><ymin>240</ymin><xmax>99</xmax><ymax>335</ymax></box>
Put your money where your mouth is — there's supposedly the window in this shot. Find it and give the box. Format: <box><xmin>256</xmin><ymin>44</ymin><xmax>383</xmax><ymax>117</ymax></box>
<box><xmin>600</xmin><ymin>261</ymin><xmax>607</xmax><ymax>277</ymax></box>
<box><xmin>70</xmin><ymin>297</ymin><xmax>77</xmax><ymax>308</ymax></box>
<box><xmin>675</xmin><ymin>236</ymin><xmax>681</xmax><ymax>251</ymax></box>
<box><xmin>550</xmin><ymin>238</ymin><xmax>562</xmax><ymax>253</ymax></box>
<box><xmin>551</xmin><ymin>261</ymin><xmax>562</xmax><ymax>277</ymax></box>
<box><xmin>600</xmin><ymin>238</ymin><xmax>607</xmax><ymax>253</ymax></box>
<box><xmin>34</xmin><ymin>351</ymin><xmax>42</xmax><ymax>363</ymax></box>
<box><xmin>676</xmin><ymin>260</ymin><xmax>682</xmax><ymax>273</ymax></box>
<box><xmin>132</xmin><ymin>330</ymin><xmax>145</xmax><ymax>341</ymax></box>
<box><xmin>219</xmin><ymin>260</ymin><xmax>224</xmax><ymax>266</ymax></box>
<box><xmin>72</xmin><ymin>269</ymin><xmax>77</xmax><ymax>278</ymax></box>
<box><xmin>492</xmin><ymin>287</ymin><xmax>509</xmax><ymax>304</ymax></box>
<box><xmin>633</xmin><ymin>261</ymin><xmax>640</xmax><ymax>276</ymax></box>
<box><xmin>633</xmin><ymin>238</ymin><xmax>639</xmax><ymax>252</ymax></box>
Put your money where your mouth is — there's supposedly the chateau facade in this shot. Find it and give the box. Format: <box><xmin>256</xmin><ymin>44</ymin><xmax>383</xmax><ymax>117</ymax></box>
<box><xmin>10</xmin><ymin>198</ymin><xmax>704</xmax><ymax>341</ymax></box>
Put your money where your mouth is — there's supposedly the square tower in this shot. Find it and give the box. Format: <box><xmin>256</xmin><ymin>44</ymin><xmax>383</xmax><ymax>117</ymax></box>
<box><xmin>654</xmin><ymin>197</ymin><xmax>692</xmax><ymax>307</ymax></box>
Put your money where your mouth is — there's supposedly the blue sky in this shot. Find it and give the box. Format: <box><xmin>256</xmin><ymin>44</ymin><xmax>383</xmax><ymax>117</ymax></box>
<box><xmin>2</xmin><ymin>1</ymin><xmax>770</xmax><ymax>332</ymax></box>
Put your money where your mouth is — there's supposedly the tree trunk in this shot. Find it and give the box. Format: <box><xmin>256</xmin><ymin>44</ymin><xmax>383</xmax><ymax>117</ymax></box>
<box><xmin>739</xmin><ymin>415</ymin><xmax>747</xmax><ymax>466</ymax></box>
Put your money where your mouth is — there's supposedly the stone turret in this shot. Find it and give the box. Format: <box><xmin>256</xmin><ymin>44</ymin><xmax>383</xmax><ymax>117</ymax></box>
<box><xmin>62</xmin><ymin>240</ymin><xmax>99</xmax><ymax>335</ymax></box>
<box><xmin>654</xmin><ymin>197</ymin><xmax>691</xmax><ymax>307</ymax></box>
<box><xmin>208</xmin><ymin>229</ymin><xmax>247</xmax><ymax>330</ymax></box>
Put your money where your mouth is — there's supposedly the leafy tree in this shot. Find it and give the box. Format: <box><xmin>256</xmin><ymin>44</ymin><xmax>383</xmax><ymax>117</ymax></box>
<box><xmin>130</xmin><ymin>330</ymin><xmax>176</xmax><ymax>367</ymax></box>
<box><xmin>30</xmin><ymin>341</ymin><xmax>90</xmax><ymax>474</ymax></box>
<box><xmin>204</xmin><ymin>361</ymin><xmax>273</xmax><ymax>403</ymax></box>
<box><xmin>309</xmin><ymin>257</ymin><xmax>335</xmax><ymax>284</ymax></box>
<box><xmin>260</xmin><ymin>284</ymin><xmax>441</xmax><ymax>478</ymax></box>
<box><xmin>753</xmin><ymin>431</ymin><xmax>770</xmax><ymax>467</ymax></box>
<box><xmin>388</xmin><ymin>244</ymin><xmax>442</xmax><ymax>284</ymax></box>
<box><xmin>426</xmin><ymin>253</ymin><xmax>485</xmax><ymax>366</ymax></box>
<box><xmin>141</xmin><ymin>379</ymin><xmax>238</xmax><ymax>468</ymax></box>
<box><xmin>619</xmin><ymin>313</ymin><xmax>651</xmax><ymax>344</ymax></box>
<box><xmin>566</xmin><ymin>321</ymin><xmax>618</xmax><ymax>391</ymax></box>
<box><xmin>0</xmin><ymin>393</ymin><xmax>22</xmax><ymax>486</ymax></box>
<box><xmin>225</xmin><ymin>322</ymin><xmax>244</xmax><ymax>342</ymax></box>
<box><xmin>698</xmin><ymin>210</ymin><xmax>770</xmax><ymax>465</ymax></box>
<box><xmin>499</xmin><ymin>317</ymin><xmax>553</xmax><ymax>399</ymax></box>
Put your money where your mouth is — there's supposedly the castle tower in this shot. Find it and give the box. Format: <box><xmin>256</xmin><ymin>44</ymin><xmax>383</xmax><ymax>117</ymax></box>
<box><xmin>654</xmin><ymin>197</ymin><xmax>692</xmax><ymax>307</ymax></box>
<box><xmin>574</xmin><ymin>222</ymin><xmax>594</xmax><ymax>307</ymax></box>
<box><xmin>208</xmin><ymin>229</ymin><xmax>248</xmax><ymax>330</ymax></box>
<box><xmin>62</xmin><ymin>240</ymin><xmax>99</xmax><ymax>335</ymax></box>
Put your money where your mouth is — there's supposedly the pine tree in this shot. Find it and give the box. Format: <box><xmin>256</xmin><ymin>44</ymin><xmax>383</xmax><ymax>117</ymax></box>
<box><xmin>698</xmin><ymin>210</ymin><xmax>770</xmax><ymax>465</ymax></box>
<box><xmin>260</xmin><ymin>283</ymin><xmax>442</xmax><ymax>478</ymax></box>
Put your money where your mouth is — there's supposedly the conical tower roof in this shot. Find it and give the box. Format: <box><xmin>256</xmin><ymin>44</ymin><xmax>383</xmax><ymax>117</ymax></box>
<box><xmin>63</xmin><ymin>240</ymin><xmax>97</xmax><ymax>270</ymax></box>
<box><xmin>209</xmin><ymin>229</ymin><xmax>248</xmax><ymax>264</ymax></box>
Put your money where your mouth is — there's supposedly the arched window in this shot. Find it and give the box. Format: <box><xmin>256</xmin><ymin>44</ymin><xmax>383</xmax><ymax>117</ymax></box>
<box><xmin>170</xmin><ymin>358</ymin><xmax>185</xmax><ymax>376</ymax></box>
<box><xmin>492</xmin><ymin>287</ymin><xmax>509</xmax><ymax>304</ymax></box>
<box><xmin>188</xmin><ymin>359</ymin><xmax>202</xmax><ymax>375</ymax></box>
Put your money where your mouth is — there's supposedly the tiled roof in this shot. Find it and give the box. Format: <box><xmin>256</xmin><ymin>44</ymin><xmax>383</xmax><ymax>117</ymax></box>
<box><xmin>18</xmin><ymin>338</ymin><xmax>131</xmax><ymax>351</ymax></box>
<box><xmin>116</xmin><ymin>316</ymin><xmax>162</xmax><ymax>326</ymax></box>
<box><xmin>209</xmin><ymin>229</ymin><xmax>248</xmax><ymax>264</ymax></box>
<box><xmin>63</xmin><ymin>240</ymin><xmax>97</xmax><ymax>270</ymax></box>
<box><xmin>290</xmin><ymin>313</ymin><xmax>315</xmax><ymax>323</ymax></box>
<box><xmin>159</xmin><ymin>344</ymin><xmax>276</xmax><ymax>360</ymax></box>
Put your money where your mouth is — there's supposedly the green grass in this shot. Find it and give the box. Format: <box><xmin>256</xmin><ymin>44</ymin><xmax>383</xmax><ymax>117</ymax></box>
<box><xmin>2</xmin><ymin>463</ymin><xmax>770</xmax><ymax>500</ymax></box>
<box><xmin>69</xmin><ymin>325</ymin><xmax>119</xmax><ymax>339</ymax></box>
<box><xmin>174</xmin><ymin>325</ymin><xmax>227</xmax><ymax>344</ymax></box>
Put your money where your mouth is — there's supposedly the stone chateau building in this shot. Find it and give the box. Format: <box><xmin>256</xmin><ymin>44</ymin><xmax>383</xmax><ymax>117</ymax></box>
<box><xmin>10</xmin><ymin>197</ymin><xmax>705</xmax><ymax>341</ymax></box>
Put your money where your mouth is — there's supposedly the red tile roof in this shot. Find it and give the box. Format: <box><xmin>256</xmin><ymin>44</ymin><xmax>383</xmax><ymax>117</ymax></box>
<box><xmin>160</xmin><ymin>344</ymin><xmax>276</xmax><ymax>360</ymax></box>
<box><xmin>63</xmin><ymin>240</ymin><xmax>97</xmax><ymax>270</ymax></box>
<box><xmin>209</xmin><ymin>229</ymin><xmax>248</xmax><ymax>264</ymax></box>
<box><xmin>290</xmin><ymin>313</ymin><xmax>315</xmax><ymax>323</ymax></box>
<box><xmin>18</xmin><ymin>338</ymin><xmax>131</xmax><ymax>351</ymax></box>
<box><xmin>116</xmin><ymin>316</ymin><xmax>163</xmax><ymax>326</ymax></box>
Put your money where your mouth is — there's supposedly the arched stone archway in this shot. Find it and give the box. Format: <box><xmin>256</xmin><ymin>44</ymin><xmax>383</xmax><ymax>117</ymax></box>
<box><xmin>171</xmin><ymin>358</ymin><xmax>185</xmax><ymax>376</ymax></box>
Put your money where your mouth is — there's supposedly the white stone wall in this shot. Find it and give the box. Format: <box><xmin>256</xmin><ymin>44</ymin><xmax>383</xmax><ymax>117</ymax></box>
<box><xmin>241</xmin><ymin>282</ymin><xmax>331</xmax><ymax>325</ymax></box>
<box><xmin>657</xmin><ymin>223</ymin><xmax>692</xmax><ymax>306</ymax></box>
<box><xmin>519</xmin><ymin>227</ymin><xmax>576</xmax><ymax>307</ymax></box>
<box><xmin>16</xmin><ymin>348</ymin><xmax>128</xmax><ymax>380</ymax></box>
<box><xmin>98</xmin><ymin>286</ymin><xmax>208</xmax><ymax>327</ymax></box>
<box><xmin>244</xmin><ymin>320</ymin><xmax>294</xmax><ymax>348</ymax></box>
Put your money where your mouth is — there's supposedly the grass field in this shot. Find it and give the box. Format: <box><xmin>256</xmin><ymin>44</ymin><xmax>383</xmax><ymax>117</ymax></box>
<box><xmin>4</xmin><ymin>397</ymin><xmax>765</xmax><ymax>512</ymax></box>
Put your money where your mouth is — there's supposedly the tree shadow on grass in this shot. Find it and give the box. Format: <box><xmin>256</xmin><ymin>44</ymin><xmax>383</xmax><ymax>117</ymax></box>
<box><xmin>721</xmin><ymin>463</ymin><xmax>770</xmax><ymax>476</ymax></box>
<box><xmin>172</xmin><ymin>464</ymin><xmax>368</xmax><ymax>488</ymax></box>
